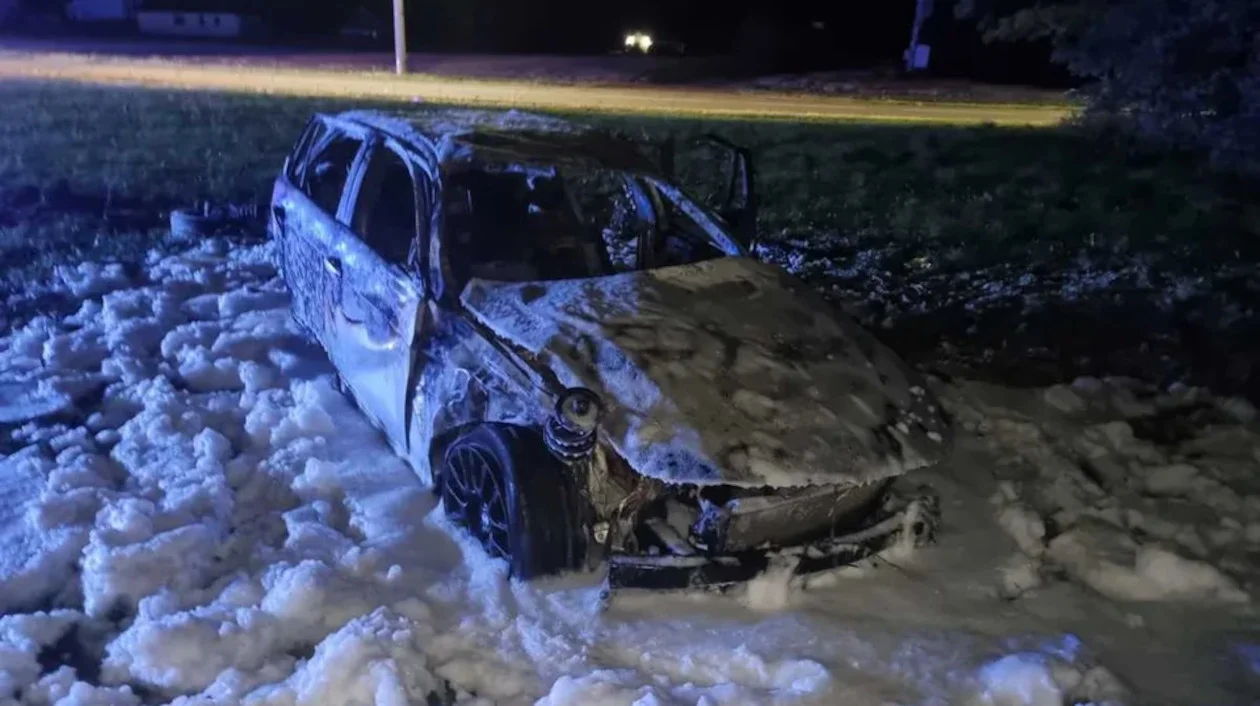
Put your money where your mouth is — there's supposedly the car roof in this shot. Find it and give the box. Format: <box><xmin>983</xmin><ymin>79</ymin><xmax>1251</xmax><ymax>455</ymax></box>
<box><xmin>331</xmin><ymin>108</ymin><xmax>659</xmax><ymax>174</ymax></box>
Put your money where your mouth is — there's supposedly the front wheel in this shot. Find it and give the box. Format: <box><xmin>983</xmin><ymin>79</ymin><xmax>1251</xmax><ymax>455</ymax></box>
<box><xmin>441</xmin><ymin>424</ymin><xmax>588</xmax><ymax>579</ymax></box>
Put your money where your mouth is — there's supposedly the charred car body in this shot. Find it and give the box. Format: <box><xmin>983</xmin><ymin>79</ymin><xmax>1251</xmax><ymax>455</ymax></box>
<box><xmin>269</xmin><ymin>108</ymin><xmax>951</xmax><ymax>589</ymax></box>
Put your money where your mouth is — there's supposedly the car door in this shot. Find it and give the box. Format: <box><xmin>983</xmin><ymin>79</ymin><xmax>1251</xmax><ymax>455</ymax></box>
<box><xmin>662</xmin><ymin>134</ymin><xmax>758</xmax><ymax>250</ymax></box>
<box><xmin>272</xmin><ymin>119</ymin><xmax>370</xmax><ymax>349</ymax></box>
<box><xmin>326</xmin><ymin>135</ymin><xmax>428</xmax><ymax>455</ymax></box>
<box><xmin>271</xmin><ymin>116</ymin><xmax>324</xmax><ymax>331</ymax></box>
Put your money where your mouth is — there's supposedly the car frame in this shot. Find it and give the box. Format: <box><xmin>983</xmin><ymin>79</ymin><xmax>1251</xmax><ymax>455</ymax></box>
<box><xmin>269</xmin><ymin>108</ymin><xmax>949</xmax><ymax>589</ymax></box>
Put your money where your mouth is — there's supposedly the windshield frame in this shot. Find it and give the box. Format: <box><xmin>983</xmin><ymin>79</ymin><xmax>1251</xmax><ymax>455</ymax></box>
<box><xmin>642</xmin><ymin>176</ymin><xmax>749</xmax><ymax>260</ymax></box>
<box><xmin>431</xmin><ymin>160</ymin><xmax>747</xmax><ymax>301</ymax></box>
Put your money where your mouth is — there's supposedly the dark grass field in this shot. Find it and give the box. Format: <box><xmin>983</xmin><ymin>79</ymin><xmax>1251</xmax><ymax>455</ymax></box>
<box><xmin>3</xmin><ymin>81</ymin><xmax>1253</xmax><ymax>264</ymax></box>
<box><xmin>2</xmin><ymin>78</ymin><xmax>1257</xmax><ymax>396</ymax></box>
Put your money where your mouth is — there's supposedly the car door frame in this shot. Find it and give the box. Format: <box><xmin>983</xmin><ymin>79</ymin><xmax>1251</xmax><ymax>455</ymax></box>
<box><xmin>325</xmin><ymin>131</ymin><xmax>432</xmax><ymax>456</ymax></box>
<box><xmin>656</xmin><ymin>134</ymin><xmax>758</xmax><ymax>251</ymax></box>
<box><xmin>273</xmin><ymin>116</ymin><xmax>374</xmax><ymax>350</ymax></box>
<box><xmin>271</xmin><ymin>114</ymin><xmax>326</xmax><ymax>336</ymax></box>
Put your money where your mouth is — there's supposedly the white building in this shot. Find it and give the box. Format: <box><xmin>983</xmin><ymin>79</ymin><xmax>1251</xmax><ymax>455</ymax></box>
<box><xmin>63</xmin><ymin>0</ymin><xmax>265</xmax><ymax>39</ymax></box>
<box><xmin>66</xmin><ymin>0</ymin><xmax>138</xmax><ymax>22</ymax></box>
<box><xmin>136</xmin><ymin>9</ymin><xmax>263</xmax><ymax>38</ymax></box>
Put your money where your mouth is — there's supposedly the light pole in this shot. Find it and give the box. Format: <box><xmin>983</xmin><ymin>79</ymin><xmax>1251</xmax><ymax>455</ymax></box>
<box><xmin>393</xmin><ymin>0</ymin><xmax>408</xmax><ymax>75</ymax></box>
<box><xmin>905</xmin><ymin>0</ymin><xmax>935</xmax><ymax>72</ymax></box>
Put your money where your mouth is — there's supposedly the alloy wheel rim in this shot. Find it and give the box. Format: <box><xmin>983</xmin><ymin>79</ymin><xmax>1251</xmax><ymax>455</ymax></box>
<box><xmin>444</xmin><ymin>446</ymin><xmax>511</xmax><ymax>559</ymax></box>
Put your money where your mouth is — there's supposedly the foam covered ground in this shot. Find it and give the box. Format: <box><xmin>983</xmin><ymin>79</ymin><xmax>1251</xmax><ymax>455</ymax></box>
<box><xmin>2</xmin><ymin>240</ymin><xmax>1258</xmax><ymax>706</ymax></box>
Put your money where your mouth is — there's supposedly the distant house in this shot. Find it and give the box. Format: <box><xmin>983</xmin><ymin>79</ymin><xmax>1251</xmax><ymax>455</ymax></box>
<box><xmin>66</xmin><ymin>0</ymin><xmax>138</xmax><ymax>22</ymax></box>
<box><xmin>135</xmin><ymin>0</ymin><xmax>264</xmax><ymax>39</ymax></box>
<box><xmin>59</xmin><ymin>0</ymin><xmax>368</xmax><ymax>42</ymax></box>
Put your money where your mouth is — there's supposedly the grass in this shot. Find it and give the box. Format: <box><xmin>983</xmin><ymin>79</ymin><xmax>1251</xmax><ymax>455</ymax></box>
<box><xmin>1</xmin><ymin>78</ymin><xmax>1254</xmax><ymax>279</ymax></box>
<box><xmin>1</xmin><ymin>76</ymin><xmax>1257</xmax><ymax>398</ymax></box>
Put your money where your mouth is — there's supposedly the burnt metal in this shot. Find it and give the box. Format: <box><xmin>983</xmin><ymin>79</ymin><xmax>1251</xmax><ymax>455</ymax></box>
<box><xmin>608</xmin><ymin>491</ymin><xmax>940</xmax><ymax>590</ymax></box>
<box><xmin>270</xmin><ymin>107</ymin><xmax>952</xmax><ymax>589</ymax></box>
<box><xmin>544</xmin><ymin>387</ymin><xmax>602</xmax><ymax>462</ymax></box>
<box><xmin>606</xmin><ymin>476</ymin><xmax>667</xmax><ymax>555</ymax></box>
<box><xmin>689</xmin><ymin>479</ymin><xmax>891</xmax><ymax>554</ymax></box>
<box><xmin>701</xmin><ymin>134</ymin><xmax>758</xmax><ymax>249</ymax></box>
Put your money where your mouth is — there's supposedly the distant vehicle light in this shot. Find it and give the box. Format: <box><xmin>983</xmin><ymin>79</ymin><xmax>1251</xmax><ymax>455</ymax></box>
<box><xmin>624</xmin><ymin>32</ymin><xmax>653</xmax><ymax>53</ymax></box>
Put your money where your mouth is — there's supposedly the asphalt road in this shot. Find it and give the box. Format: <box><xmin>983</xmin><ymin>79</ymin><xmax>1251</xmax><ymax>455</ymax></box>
<box><xmin>0</xmin><ymin>41</ymin><xmax>1074</xmax><ymax>125</ymax></box>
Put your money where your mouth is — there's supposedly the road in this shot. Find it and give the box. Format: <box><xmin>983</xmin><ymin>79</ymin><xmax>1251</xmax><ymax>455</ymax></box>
<box><xmin>0</xmin><ymin>42</ymin><xmax>1074</xmax><ymax>126</ymax></box>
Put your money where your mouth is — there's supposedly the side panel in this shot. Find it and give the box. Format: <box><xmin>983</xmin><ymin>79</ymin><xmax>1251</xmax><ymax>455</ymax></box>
<box><xmin>270</xmin><ymin>117</ymin><xmax>322</xmax><ymax>333</ymax></box>
<box><xmin>406</xmin><ymin>307</ymin><xmax>552</xmax><ymax>486</ymax></box>
<box><xmin>272</xmin><ymin>177</ymin><xmax>319</xmax><ymax>335</ymax></box>
<box><xmin>282</xmin><ymin>186</ymin><xmax>358</xmax><ymax>349</ymax></box>
<box><xmin>328</xmin><ymin>137</ymin><xmax>428</xmax><ymax>455</ymax></box>
<box><xmin>272</xmin><ymin>118</ymin><xmax>369</xmax><ymax>349</ymax></box>
<box><xmin>327</xmin><ymin>241</ymin><xmax>422</xmax><ymax>455</ymax></box>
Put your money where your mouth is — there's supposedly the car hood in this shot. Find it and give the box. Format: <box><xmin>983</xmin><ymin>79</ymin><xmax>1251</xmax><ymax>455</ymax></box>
<box><xmin>460</xmin><ymin>257</ymin><xmax>950</xmax><ymax>488</ymax></box>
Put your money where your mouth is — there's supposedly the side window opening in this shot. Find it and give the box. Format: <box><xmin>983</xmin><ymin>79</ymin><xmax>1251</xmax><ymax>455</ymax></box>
<box><xmin>301</xmin><ymin>132</ymin><xmax>363</xmax><ymax>222</ymax></box>
<box><xmin>284</xmin><ymin>118</ymin><xmax>325</xmax><ymax>184</ymax></box>
<box><xmin>655</xmin><ymin>197</ymin><xmax>727</xmax><ymax>266</ymax></box>
<box><xmin>351</xmin><ymin>145</ymin><xmax>420</xmax><ymax>267</ymax></box>
<box><xmin>648</xmin><ymin>181</ymin><xmax>743</xmax><ymax>268</ymax></box>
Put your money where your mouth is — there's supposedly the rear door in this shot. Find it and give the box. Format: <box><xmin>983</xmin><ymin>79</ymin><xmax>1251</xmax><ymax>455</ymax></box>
<box><xmin>271</xmin><ymin>116</ymin><xmax>322</xmax><ymax>325</ymax></box>
<box><xmin>273</xmin><ymin>119</ymin><xmax>370</xmax><ymax>348</ymax></box>
<box><xmin>327</xmin><ymin>136</ymin><xmax>428</xmax><ymax>454</ymax></box>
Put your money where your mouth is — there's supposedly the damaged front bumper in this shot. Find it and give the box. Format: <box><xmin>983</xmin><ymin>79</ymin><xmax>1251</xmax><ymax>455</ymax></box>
<box><xmin>605</xmin><ymin>489</ymin><xmax>940</xmax><ymax>590</ymax></box>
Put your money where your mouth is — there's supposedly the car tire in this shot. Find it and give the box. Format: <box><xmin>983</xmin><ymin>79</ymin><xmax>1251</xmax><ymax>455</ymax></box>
<box><xmin>169</xmin><ymin>207</ymin><xmax>218</xmax><ymax>241</ymax></box>
<box><xmin>441</xmin><ymin>424</ymin><xmax>587</xmax><ymax>579</ymax></box>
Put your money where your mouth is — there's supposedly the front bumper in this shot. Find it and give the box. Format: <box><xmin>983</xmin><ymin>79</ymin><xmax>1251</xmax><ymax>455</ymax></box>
<box><xmin>606</xmin><ymin>489</ymin><xmax>939</xmax><ymax>590</ymax></box>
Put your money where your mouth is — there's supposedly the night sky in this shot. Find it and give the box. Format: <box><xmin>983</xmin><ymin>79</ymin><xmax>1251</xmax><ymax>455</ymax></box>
<box><xmin>260</xmin><ymin>0</ymin><xmax>916</xmax><ymax>59</ymax></box>
<box><xmin>129</xmin><ymin>0</ymin><xmax>1064</xmax><ymax>83</ymax></box>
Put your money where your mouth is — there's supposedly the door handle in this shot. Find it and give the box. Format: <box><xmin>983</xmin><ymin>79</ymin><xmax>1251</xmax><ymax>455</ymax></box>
<box><xmin>338</xmin><ymin>307</ymin><xmax>399</xmax><ymax>350</ymax></box>
<box><xmin>324</xmin><ymin>256</ymin><xmax>343</xmax><ymax>276</ymax></box>
<box><xmin>355</xmin><ymin>320</ymin><xmax>400</xmax><ymax>350</ymax></box>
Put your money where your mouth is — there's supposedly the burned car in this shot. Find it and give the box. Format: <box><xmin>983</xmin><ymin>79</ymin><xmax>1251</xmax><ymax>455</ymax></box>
<box><xmin>269</xmin><ymin>108</ymin><xmax>951</xmax><ymax>589</ymax></box>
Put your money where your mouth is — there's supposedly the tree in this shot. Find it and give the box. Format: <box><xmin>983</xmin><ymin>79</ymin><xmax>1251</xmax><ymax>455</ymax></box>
<box><xmin>956</xmin><ymin>0</ymin><xmax>1260</xmax><ymax>173</ymax></box>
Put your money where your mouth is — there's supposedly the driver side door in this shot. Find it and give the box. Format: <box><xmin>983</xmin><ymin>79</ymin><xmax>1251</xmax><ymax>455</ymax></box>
<box><xmin>326</xmin><ymin>136</ymin><xmax>429</xmax><ymax>455</ymax></box>
<box><xmin>663</xmin><ymin>134</ymin><xmax>758</xmax><ymax>250</ymax></box>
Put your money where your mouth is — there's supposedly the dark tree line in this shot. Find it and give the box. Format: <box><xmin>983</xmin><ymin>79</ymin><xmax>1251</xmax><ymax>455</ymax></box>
<box><xmin>956</xmin><ymin>0</ymin><xmax>1260</xmax><ymax>172</ymax></box>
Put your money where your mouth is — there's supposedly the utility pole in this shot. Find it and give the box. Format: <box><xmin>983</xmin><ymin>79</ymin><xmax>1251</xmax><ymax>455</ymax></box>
<box><xmin>393</xmin><ymin>0</ymin><xmax>408</xmax><ymax>75</ymax></box>
<box><xmin>904</xmin><ymin>0</ymin><xmax>935</xmax><ymax>72</ymax></box>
